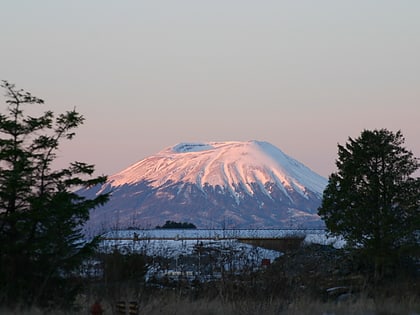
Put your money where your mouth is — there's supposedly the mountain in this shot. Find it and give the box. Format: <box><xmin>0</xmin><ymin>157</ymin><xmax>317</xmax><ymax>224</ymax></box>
<box><xmin>81</xmin><ymin>141</ymin><xmax>328</xmax><ymax>232</ymax></box>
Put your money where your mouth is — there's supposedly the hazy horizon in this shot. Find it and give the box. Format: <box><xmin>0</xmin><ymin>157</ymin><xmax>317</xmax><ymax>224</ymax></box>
<box><xmin>1</xmin><ymin>1</ymin><xmax>419</xmax><ymax>178</ymax></box>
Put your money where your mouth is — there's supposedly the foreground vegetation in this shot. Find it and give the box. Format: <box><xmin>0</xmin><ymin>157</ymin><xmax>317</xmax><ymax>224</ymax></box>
<box><xmin>1</xmin><ymin>243</ymin><xmax>418</xmax><ymax>314</ymax></box>
<box><xmin>2</xmin><ymin>295</ymin><xmax>418</xmax><ymax>315</ymax></box>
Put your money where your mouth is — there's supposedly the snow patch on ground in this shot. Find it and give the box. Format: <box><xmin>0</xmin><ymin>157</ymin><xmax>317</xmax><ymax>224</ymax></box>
<box><xmin>99</xmin><ymin>229</ymin><xmax>344</xmax><ymax>260</ymax></box>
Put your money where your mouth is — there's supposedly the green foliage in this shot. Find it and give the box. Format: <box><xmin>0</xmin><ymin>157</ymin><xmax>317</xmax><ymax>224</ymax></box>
<box><xmin>0</xmin><ymin>81</ymin><xmax>110</xmax><ymax>308</ymax></box>
<box><xmin>156</xmin><ymin>220</ymin><xmax>197</xmax><ymax>229</ymax></box>
<box><xmin>318</xmin><ymin>129</ymin><xmax>420</xmax><ymax>279</ymax></box>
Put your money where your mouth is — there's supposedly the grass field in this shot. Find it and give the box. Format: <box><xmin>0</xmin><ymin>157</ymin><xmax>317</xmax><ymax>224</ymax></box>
<box><xmin>1</xmin><ymin>294</ymin><xmax>419</xmax><ymax>315</ymax></box>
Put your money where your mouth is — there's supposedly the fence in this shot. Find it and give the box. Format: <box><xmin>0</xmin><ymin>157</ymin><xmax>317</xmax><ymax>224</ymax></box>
<box><xmin>116</xmin><ymin>301</ymin><xmax>138</xmax><ymax>315</ymax></box>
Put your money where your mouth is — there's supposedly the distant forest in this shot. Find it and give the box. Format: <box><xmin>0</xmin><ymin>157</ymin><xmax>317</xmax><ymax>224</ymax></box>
<box><xmin>156</xmin><ymin>220</ymin><xmax>197</xmax><ymax>229</ymax></box>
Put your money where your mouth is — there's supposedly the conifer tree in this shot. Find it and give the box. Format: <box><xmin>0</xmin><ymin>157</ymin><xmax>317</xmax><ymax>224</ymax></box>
<box><xmin>0</xmin><ymin>81</ymin><xmax>109</xmax><ymax>308</ymax></box>
<box><xmin>318</xmin><ymin>129</ymin><xmax>419</xmax><ymax>280</ymax></box>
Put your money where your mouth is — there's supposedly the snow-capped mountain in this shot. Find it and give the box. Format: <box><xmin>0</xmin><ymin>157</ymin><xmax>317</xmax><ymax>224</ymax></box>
<box><xmin>81</xmin><ymin>141</ymin><xmax>328</xmax><ymax>231</ymax></box>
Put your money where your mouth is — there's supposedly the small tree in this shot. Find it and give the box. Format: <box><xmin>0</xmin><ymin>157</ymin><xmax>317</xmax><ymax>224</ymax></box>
<box><xmin>318</xmin><ymin>129</ymin><xmax>419</xmax><ymax>280</ymax></box>
<box><xmin>0</xmin><ymin>81</ymin><xmax>109</xmax><ymax>308</ymax></box>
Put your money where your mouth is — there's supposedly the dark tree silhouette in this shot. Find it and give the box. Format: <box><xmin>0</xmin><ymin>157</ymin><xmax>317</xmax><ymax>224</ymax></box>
<box><xmin>318</xmin><ymin>129</ymin><xmax>419</xmax><ymax>280</ymax></box>
<box><xmin>156</xmin><ymin>220</ymin><xmax>197</xmax><ymax>229</ymax></box>
<box><xmin>0</xmin><ymin>81</ymin><xmax>109</xmax><ymax>308</ymax></box>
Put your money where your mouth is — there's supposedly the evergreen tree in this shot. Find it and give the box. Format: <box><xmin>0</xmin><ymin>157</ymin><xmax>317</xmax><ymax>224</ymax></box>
<box><xmin>0</xmin><ymin>81</ymin><xmax>109</xmax><ymax>308</ymax></box>
<box><xmin>318</xmin><ymin>129</ymin><xmax>419</xmax><ymax>280</ymax></box>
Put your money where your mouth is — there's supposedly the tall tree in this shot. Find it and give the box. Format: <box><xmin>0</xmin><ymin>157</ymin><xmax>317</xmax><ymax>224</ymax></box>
<box><xmin>0</xmin><ymin>81</ymin><xmax>109</xmax><ymax>308</ymax></box>
<box><xmin>318</xmin><ymin>129</ymin><xmax>419</xmax><ymax>280</ymax></box>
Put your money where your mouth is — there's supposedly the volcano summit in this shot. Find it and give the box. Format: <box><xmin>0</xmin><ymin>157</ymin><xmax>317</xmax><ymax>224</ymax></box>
<box><xmin>82</xmin><ymin>141</ymin><xmax>327</xmax><ymax>231</ymax></box>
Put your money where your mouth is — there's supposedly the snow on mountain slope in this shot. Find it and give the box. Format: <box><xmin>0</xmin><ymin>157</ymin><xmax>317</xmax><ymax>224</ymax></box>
<box><xmin>108</xmin><ymin>141</ymin><xmax>327</xmax><ymax>200</ymax></box>
<box><xmin>84</xmin><ymin>141</ymin><xmax>328</xmax><ymax>231</ymax></box>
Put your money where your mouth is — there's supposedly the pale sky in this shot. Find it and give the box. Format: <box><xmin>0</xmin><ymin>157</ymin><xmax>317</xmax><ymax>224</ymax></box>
<box><xmin>1</xmin><ymin>1</ymin><xmax>419</xmax><ymax>178</ymax></box>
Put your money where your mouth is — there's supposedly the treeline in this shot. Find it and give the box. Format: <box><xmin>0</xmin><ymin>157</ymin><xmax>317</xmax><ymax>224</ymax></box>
<box><xmin>155</xmin><ymin>220</ymin><xmax>197</xmax><ymax>229</ymax></box>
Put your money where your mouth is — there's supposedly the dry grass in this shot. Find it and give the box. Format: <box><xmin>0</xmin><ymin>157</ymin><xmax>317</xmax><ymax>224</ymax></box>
<box><xmin>284</xmin><ymin>295</ymin><xmax>420</xmax><ymax>315</ymax></box>
<box><xmin>1</xmin><ymin>294</ymin><xmax>418</xmax><ymax>315</ymax></box>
